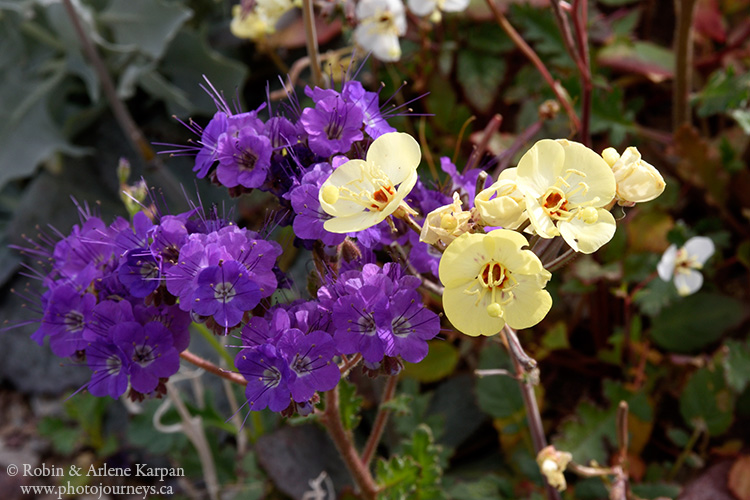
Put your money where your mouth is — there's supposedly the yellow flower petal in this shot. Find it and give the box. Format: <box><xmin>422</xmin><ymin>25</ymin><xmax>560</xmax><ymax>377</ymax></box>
<box><xmin>366</xmin><ymin>132</ymin><xmax>421</xmax><ymax>185</ymax></box>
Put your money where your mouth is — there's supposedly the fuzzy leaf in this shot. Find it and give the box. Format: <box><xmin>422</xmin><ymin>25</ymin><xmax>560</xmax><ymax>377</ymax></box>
<box><xmin>723</xmin><ymin>339</ymin><xmax>750</xmax><ymax>393</ymax></box>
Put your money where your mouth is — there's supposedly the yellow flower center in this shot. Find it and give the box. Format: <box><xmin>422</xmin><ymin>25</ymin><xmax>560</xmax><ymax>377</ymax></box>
<box><xmin>326</xmin><ymin>163</ymin><xmax>397</xmax><ymax>212</ymax></box>
<box><xmin>539</xmin><ymin>169</ymin><xmax>599</xmax><ymax>224</ymax></box>
<box><xmin>674</xmin><ymin>248</ymin><xmax>702</xmax><ymax>274</ymax></box>
<box><xmin>464</xmin><ymin>261</ymin><xmax>518</xmax><ymax>317</ymax></box>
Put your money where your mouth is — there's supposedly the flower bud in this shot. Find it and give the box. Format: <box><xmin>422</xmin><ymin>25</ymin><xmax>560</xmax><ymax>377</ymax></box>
<box><xmin>606</xmin><ymin>147</ymin><xmax>665</xmax><ymax>204</ymax></box>
<box><xmin>474</xmin><ymin>168</ymin><xmax>527</xmax><ymax>229</ymax></box>
<box><xmin>536</xmin><ymin>445</ymin><xmax>572</xmax><ymax>492</ymax></box>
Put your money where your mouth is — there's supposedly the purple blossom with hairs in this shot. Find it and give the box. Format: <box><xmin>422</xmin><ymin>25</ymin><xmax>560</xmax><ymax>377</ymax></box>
<box><xmin>236</xmin><ymin>344</ymin><xmax>294</xmax><ymax>412</ymax></box>
<box><xmin>300</xmin><ymin>89</ymin><xmax>364</xmax><ymax>157</ymax></box>
<box><xmin>190</xmin><ymin>260</ymin><xmax>262</xmax><ymax>328</ymax></box>
<box><xmin>114</xmin><ymin>321</ymin><xmax>180</xmax><ymax>394</ymax></box>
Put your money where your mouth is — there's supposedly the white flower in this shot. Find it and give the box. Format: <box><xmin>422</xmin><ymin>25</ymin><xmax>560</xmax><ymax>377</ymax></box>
<box><xmin>536</xmin><ymin>446</ymin><xmax>572</xmax><ymax>492</ymax></box>
<box><xmin>420</xmin><ymin>192</ymin><xmax>472</xmax><ymax>246</ymax></box>
<box><xmin>230</xmin><ymin>0</ymin><xmax>299</xmax><ymax>41</ymax></box>
<box><xmin>407</xmin><ymin>0</ymin><xmax>469</xmax><ymax>21</ymax></box>
<box><xmin>657</xmin><ymin>236</ymin><xmax>715</xmax><ymax>296</ymax></box>
<box><xmin>319</xmin><ymin>132</ymin><xmax>420</xmax><ymax>233</ymax></box>
<box><xmin>354</xmin><ymin>0</ymin><xmax>406</xmax><ymax>62</ymax></box>
<box><xmin>516</xmin><ymin>139</ymin><xmax>617</xmax><ymax>254</ymax></box>
<box><xmin>602</xmin><ymin>146</ymin><xmax>665</xmax><ymax>205</ymax></box>
<box><xmin>474</xmin><ymin>167</ymin><xmax>527</xmax><ymax>229</ymax></box>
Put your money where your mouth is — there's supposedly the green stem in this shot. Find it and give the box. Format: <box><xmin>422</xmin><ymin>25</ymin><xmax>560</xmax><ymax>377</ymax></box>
<box><xmin>668</xmin><ymin>424</ymin><xmax>702</xmax><ymax>480</ymax></box>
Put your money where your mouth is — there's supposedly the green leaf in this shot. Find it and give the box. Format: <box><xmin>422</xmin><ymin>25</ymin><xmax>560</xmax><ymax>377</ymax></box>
<box><xmin>38</xmin><ymin>417</ymin><xmax>81</xmax><ymax>456</ymax></box>
<box><xmin>649</xmin><ymin>292</ymin><xmax>745</xmax><ymax>353</ymax></box>
<box><xmin>597</xmin><ymin>41</ymin><xmax>675</xmax><ymax>80</ymax></box>
<box><xmin>376</xmin><ymin>456</ymin><xmax>420</xmax><ymax>500</ymax></box>
<box><xmin>475</xmin><ymin>343</ymin><xmax>524</xmax><ymax>419</ymax></box>
<box><xmin>730</xmin><ymin>109</ymin><xmax>750</xmax><ymax>134</ymax></box>
<box><xmin>447</xmin><ymin>475</ymin><xmax>512</xmax><ymax>500</ymax></box>
<box><xmin>722</xmin><ymin>339</ymin><xmax>750</xmax><ymax>393</ymax></box>
<box><xmin>554</xmin><ymin>380</ymin><xmax>652</xmax><ymax>464</ymax></box>
<box><xmin>680</xmin><ymin>366</ymin><xmax>734</xmax><ymax>436</ymax></box>
<box><xmin>630</xmin><ymin>483</ymin><xmax>682</xmax><ymax>500</ymax></box>
<box><xmin>510</xmin><ymin>4</ymin><xmax>574</xmax><ymax>68</ymax></box>
<box><xmin>457</xmin><ymin>50</ymin><xmax>505</xmax><ymax>113</ymax></box>
<box><xmin>402</xmin><ymin>424</ymin><xmax>446</xmax><ymax>499</ymax></box>
<box><xmin>154</xmin><ymin>29</ymin><xmax>248</xmax><ymax>117</ymax></box>
<box><xmin>694</xmin><ymin>66</ymin><xmax>750</xmax><ymax>117</ymax></box>
<box><xmin>99</xmin><ymin>0</ymin><xmax>193</xmax><ymax>59</ymax></box>
<box><xmin>402</xmin><ymin>341</ymin><xmax>459</xmax><ymax>383</ymax></box>
<box><xmin>338</xmin><ymin>379</ymin><xmax>363</xmax><ymax>431</ymax></box>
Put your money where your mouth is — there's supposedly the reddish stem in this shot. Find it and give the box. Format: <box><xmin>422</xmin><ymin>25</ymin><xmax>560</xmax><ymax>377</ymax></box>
<box><xmin>361</xmin><ymin>375</ymin><xmax>399</xmax><ymax>466</ymax></box>
<box><xmin>320</xmin><ymin>386</ymin><xmax>379</xmax><ymax>500</ymax></box>
<box><xmin>485</xmin><ymin>0</ymin><xmax>581</xmax><ymax>132</ymax></box>
<box><xmin>179</xmin><ymin>351</ymin><xmax>247</xmax><ymax>386</ymax></box>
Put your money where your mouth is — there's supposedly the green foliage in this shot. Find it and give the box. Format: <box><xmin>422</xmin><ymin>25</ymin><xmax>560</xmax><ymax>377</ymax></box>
<box><xmin>446</xmin><ymin>475</ymin><xmax>513</xmax><ymax>500</ymax></box>
<box><xmin>376</xmin><ymin>424</ymin><xmax>446</xmax><ymax>500</ymax></box>
<box><xmin>338</xmin><ymin>379</ymin><xmax>364</xmax><ymax>431</ymax></box>
<box><xmin>649</xmin><ymin>292</ymin><xmax>745</xmax><ymax>353</ymax></box>
<box><xmin>694</xmin><ymin>66</ymin><xmax>750</xmax><ymax>118</ymax></box>
<box><xmin>475</xmin><ymin>342</ymin><xmax>525</xmax><ymax>420</ymax></box>
<box><xmin>680</xmin><ymin>365</ymin><xmax>735</xmax><ymax>436</ymax></box>
<box><xmin>722</xmin><ymin>339</ymin><xmax>750</xmax><ymax>393</ymax></box>
<box><xmin>554</xmin><ymin>380</ymin><xmax>652</xmax><ymax>464</ymax></box>
<box><xmin>403</xmin><ymin>341</ymin><xmax>460</xmax><ymax>383</ymax></box>
<box><xmin>39</xmin><ymin>393</ymin><xmax>118</xmax><ymax>457</ymax></box>
<box><xmin>510</xmin><ymin>4</ymin><xmax>574</xmax><ymax>68</ymax></box>
<box><xmin>457</xmin><ymin>51</ymin><xmax>506</xmax><ymax>113</ymax></box>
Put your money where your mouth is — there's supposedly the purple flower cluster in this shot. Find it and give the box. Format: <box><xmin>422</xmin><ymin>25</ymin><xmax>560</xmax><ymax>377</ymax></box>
<box><xmin>20</xmin><ymin>202</ymin><xmax>282</xmax><ymax>400</ymax></box>
<box><xmin>318</xmin><ymin>263</ymin><xmax>441</xmax><ymax>366</ymax></box>
<box><xmin>232</xmin><ymin>260</ymin><xmax>440</xmax><ymax>413</ymax></box>
<box><xmin>165</xmin><ymin>78</ymin><xmax>403</xmax><ymax>249</ymax></box>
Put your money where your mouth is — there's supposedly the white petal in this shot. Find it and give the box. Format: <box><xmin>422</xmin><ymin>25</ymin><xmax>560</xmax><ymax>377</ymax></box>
<box><xmin>440</xmin><ymin>0</ymin><xmax>469</xmax><ymax>12</ymax></box>
<box><xmin>674</xmin><ymin>270</ymin><xmax>703</xmax><ymax>296</ymax></box>
<box><xmin>503</xmin><ymin>278</ymin><xmax>552</xmax><ymax>330</ymax></box>
<box><xmin>319</xmin><ymin>159</ymin><xmax>373</xmax><ymax>217</ymax></box>
<box><xmin>525</xmin><ymin>196</ymin><xmax>558</xmax><ymax>239</ymax></box>
<box><xmin>657</xmin><ymin>245</ymin><xmax>677</xmax><ymax>281</ymax></box>
<box><xmin>557</xmin><ymin>139</ymin><xmax>615</xmax><ymax>206</ymax></box>
<box><xmin>442</xmin><ymin>284</ymin><xmax>505</xmax><ymax>337</ymax></box>
<box><xmin>408</xmin><ymin>0</ymin><xmax>436</xmax><ymax>16</ymax></box>
<box><xmin>558</xmin><ymin>208</ymin><xmax>616</xmax><ymax>254</ymax></box>
<box><xmin>366</xmin><ymin>132</ymin><xmax>421</xmax><ymax>185</ymax></box>
<box><xmin>684</xmin><ymin>236</ymin><xmax>715</xmax><ymax>265</ymax></box>
<box><xmin>323</xmin><ymin>211</ymin><xmax>385</xmax><ymax>233</ymax></box>
<box><xmin>516</xmin><ymin>139</ymin><xmax>565</xmax><ymax>198</ymax></box>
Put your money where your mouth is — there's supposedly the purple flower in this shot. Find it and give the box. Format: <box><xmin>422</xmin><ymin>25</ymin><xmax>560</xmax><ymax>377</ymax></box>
<box><xmin>34</xmin><ymin>285</ymin><xmax>96</xmax><ymax>357</ymax></box>
<box><xmin>114</xmin><ymin>321</ymin><xmax>180</xmax><ymax>394</ymax></box>
<box><xmin>300</xmin><ymin>91</ymin><xmax>364</xmax><ymax>157</ymax></box>
<box><xmin>117</xmin><ymin>249</ymin><xmax>160</xmax><ymax>298</ymax></box>
<box><xmin>86</xmin><ymin>340</ymin><xmax>130</xmax><ymax>398</ymax></box>
<box><xmin>216</xmin><ymin>127</ymin><xmax>273</xmax><ymax>189</ymax></box>
<box><xmin>236</xmin><ymin>344</ymin><xmax>293</xmax><ymax>412</ymax></box>
<box><xmin>134</xmin><ymin>304</ymin><xmax>192</xmax><ymax>352</ymax></box>
<box><xmin>374</xmin><ymin>289</ymin><xmax>440</xmax><ymax>363</ymax></box>
<box><xmin>277</xmin><ymin>329</ymin><xmax>340</xmax><ymax>401</ymax></box>
<box><xmin>194</xmin><ymin>112</ymin><xmax>228</xmax><ymax>178</ymax></box>
<box><xmin>290</xmin><ymin>163</ymin><xmax>347</xmax><ymax>246</ymax></box>
<box><xmin>332</xmin><ymin>286</ymin><xmax>387</xmax><ymax>363</ymax></box>
<box><xmin>342</xmin><ymin>81</ymin><xmax>396</xmax><ymax>139</ymax></box>
<box><xmin>191</xmin><ymin>260</ymin><xmax>262</xmax><ymax>328</ymax></box>
<box><xmin>440</xmin><ymin>157</ymin><xmax>488</xmax><ymax>204</ymax></box>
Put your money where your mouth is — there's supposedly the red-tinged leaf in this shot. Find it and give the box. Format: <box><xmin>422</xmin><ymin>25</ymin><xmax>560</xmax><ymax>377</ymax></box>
<box><xmin>597</xmin><ymin>41</ymin><xmax>675</xmax><ymax>82</ymax></box>
<box><xmin>728</xmin><ymin>456</ymin><xmax>750</xmax><ymax>500</ymax></box>
<box><xmin>694</xmin><ymin>0</ymin><xmax>727</xmax><ymax>42</ymax></box>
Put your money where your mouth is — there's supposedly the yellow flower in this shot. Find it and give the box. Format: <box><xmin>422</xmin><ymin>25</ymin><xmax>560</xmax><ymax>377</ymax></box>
<box><xmin>474</xmin><ymin>167</ymin><xmax>527</xmax><ymax>229</ymax></box>
<box><xmin>439</xmin><ymin>230</ymin><xmax>552</xmax><ymax>336</ymax></box>
<box><xmin>516</xmin><ymin>139</ymin><xmax>617</xmax><ymax>254</ymax></box>
<box><xmin>420</xmin><ymin>192</ymin><xmax>472</xmax><ymax>246</ymax></box>
<box><xmin>602</xmin><ymin>146</ymin><xmax>665</xmax><ymax>205</ymax></box>
<box><xmin>230</xmin><ymin>5</ymin><xmax>273</xmax><ymax>41</ymax></box>
<box><xmin>319</xmin><ymin>132</ymin><xmax>420</xmax><ymax>233</ymax></box>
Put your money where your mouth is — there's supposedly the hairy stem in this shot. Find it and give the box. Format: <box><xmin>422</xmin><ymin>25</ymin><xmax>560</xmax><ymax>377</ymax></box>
<box><xmin>180</xmin><ymin>351</ymin><xmax>247</xmax><ymax>386</ymax></box>
<box><xmin>361</xmin><ymin>375</ymin><xmax>399</xmax><ymax>466</ymax></box>
<box><xmin>571</xmin><ymin>0</ymin><xmax>592</xmax><ymax>146</ymax></box>
<box><xmin>321</xmin><ymin>386</ymin><xmax>379</xmax><ymax>500</ymax></box>
<box><xmin>673</xmin><ymin>0</ymin><xmax>699</xmax><ymax>131</ymax></box>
